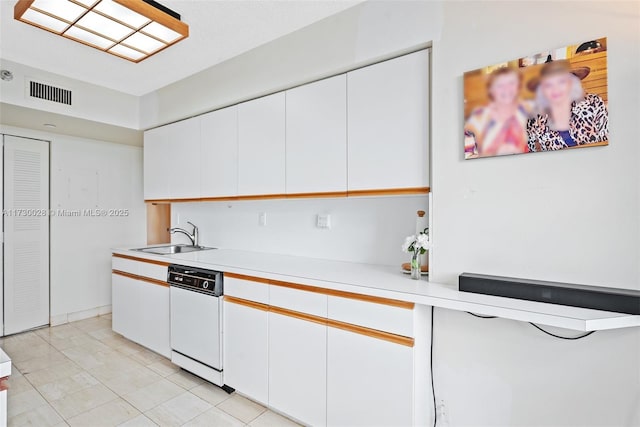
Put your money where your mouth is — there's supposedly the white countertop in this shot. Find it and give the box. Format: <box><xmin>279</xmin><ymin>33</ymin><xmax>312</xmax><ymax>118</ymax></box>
<box><xmin>113</xmin><ymin>245</ymin><xmax>640</xmax><ymax>332</ymax></box>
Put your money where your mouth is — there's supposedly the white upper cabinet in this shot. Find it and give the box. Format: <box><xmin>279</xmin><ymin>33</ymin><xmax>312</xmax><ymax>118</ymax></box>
<box><xmin>238</xmin><ymin>93</ymin><xmax>286</xmax><ymax>196</ymax></box>
<box><xmin>347</xmin><ymin>49</ymin><xmax>430</xmax><ymax>191</ymax></box>
<box><xmin>167</xmin><ymin>118</ymin><xmax>201</xmax><ymax>199</ymax></box>
<box><xmin>143</xmin><ymin>126</ymin><xmax>170</xmax><ymax>200</ymax></box>
<box><xmin>200</xmin><ymin>107</ymin><xmax>239</xmax><ymax>198</ymax></box>
<box><xmin>285</xmin><ymin>75</ymin><xmax>347</xmax><ymax>194</ymax></box>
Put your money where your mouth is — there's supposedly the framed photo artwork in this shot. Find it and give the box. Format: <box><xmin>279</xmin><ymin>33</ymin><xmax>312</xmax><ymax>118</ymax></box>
<box><xmin>463</xmin><ymin>37</ymin><xmax>609</xmax><ymax>160</ymax></box>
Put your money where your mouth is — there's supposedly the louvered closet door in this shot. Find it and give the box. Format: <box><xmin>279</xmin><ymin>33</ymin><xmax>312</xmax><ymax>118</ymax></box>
<box><xmin>3</xmin><ymin>135</ymin><xmax>50</xmax><ymax>335</ymax></box>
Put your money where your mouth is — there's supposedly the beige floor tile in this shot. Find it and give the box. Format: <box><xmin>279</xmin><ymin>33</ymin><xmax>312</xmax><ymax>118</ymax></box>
<box><xmin>144</xmin><ymin>392</ymin><xmax>211</xmax><ymax>427</ymax></box>
<box><xmin>24</xmin><ymin>361</ymin><xmax>83</xmax><ymax>388</ymax></box>
<box><xmin>12</xmin><ymin>350</ymin><xmax>69</xmax><ymax>374</ymax></box>
<box><xmin>5</xmin><ymin>341</ymin><xmax>60</xmax><ymax>364</ymax></box>
<box><xmin>37</xmin><ymin>371</ymin><xmax>100</xmax><ymax>402</ymax></box>
<box><xmin>128</xmin><ymin>350</ymin><xmax>163</xmax><ymax>367</ymax></box>
<box><xmin>89</xmin><ymin>356</ymin><xmax>147</xmax><ymax>384</ymax></box>
<box><xmin>48</xmin><ymin>334</ymin><xmax>100</xmax><ymax>352</ymax></box>
<box><xmin>61</xmin><ymin>346</ymin><xmax>111</xmax><ymax>370</ymax></box>
<box><xmin>249</xmin><ymin>410</ymin><xmax>302</xmax><ymax>427</ymax></box>
<box><xmin>7</xmin><ymin>402</ymin><xmax>64</xmax><ymax>427</ymax></box>
<box><xmin>67</xmin><ymin>398</ymin><xmax>140</xmax><ymax>427</ymax></box>
<box><xmin>6</xmin><ymin>375</ymin><xmax>34</xmax><ymax>395</ymax></box>
<box><xmin>217</xmin><ymin>394</ymin><xmax>266</xmax><ymax>424</ymax></box>
<box><xmin>117</xmin><ymin>414</ymin><xmax>157</xmax><ymax>427</ymax></box>
<box><xmin>36</xmin><ymin>324</ymin><xmax>84</xmax><ymax>342</ymax></box>
<box><xmin>182</xmin><ymin>407</ymin><xmax>244</xmax><ymax>427</ymax></box>
<box><xmin>71</xmin><ymin>317</ymin><xmax>112</xmax><ymax>333</ymax></box>
<box><xmin>49</xmin><ymin>383</ymin><xmax>118</xmax><ymax>419</ymax></box>
<box><xmin>101</xmin><ymin>314</ymin><xmax>113</xmax><ymax>320</ymax></box>
<box><xmin>145</xmin><ymin>359</ymin><xmax>180</xmax><ymax>377</ymax></box>
<box><xmin>103</xmin><ymin>367</ymin><xmax>163</xmax><ymax>397</ymax></box>
<box><xmin>165</xmin><ymin>370</ymin><xmax>204</xmax><ymax>390</ymax></box>
<box><xmin>7</xmin><ymin>388</ymin><xmax>48</xmax><ymax>418</ymax></box>
<box><xmin>189</xmin><ymin>383</ymin><xmax>231</xmax><ymax>406</ymax></box>
<box><xmin>122</xmin><ymin>379</ymin><xmax>184</xmax><ymax>413</ymax></box>
<box><xmin>89</xmin><ymin>328</ymin><xmax>119</xmax><ymax>342</ymax></box>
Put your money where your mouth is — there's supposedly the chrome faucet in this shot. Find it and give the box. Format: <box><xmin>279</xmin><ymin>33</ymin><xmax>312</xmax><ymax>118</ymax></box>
<box><xmin>168</xmin><ymin>221</ymin><xmax>199</xmax><ymax>247</ymax></box>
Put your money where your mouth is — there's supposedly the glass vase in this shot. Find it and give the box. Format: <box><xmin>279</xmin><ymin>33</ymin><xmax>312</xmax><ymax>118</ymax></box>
<box><xmin>410</xmin><ymin>251</ymin><xmax>421</xmax><ymax>280</ymax></box>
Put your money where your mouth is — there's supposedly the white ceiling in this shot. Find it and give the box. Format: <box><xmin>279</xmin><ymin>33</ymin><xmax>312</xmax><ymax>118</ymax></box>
<box><xmin>0</xmin><ymin>0</ymin><xmax>361</xmax><ymax>96</ymax></box>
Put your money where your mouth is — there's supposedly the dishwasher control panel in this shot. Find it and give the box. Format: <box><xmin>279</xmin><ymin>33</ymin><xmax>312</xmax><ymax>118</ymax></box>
<box><xmin>168</xmin><ymin>264</ymin><xmax>223</xmax><ymax>296</ymax></box>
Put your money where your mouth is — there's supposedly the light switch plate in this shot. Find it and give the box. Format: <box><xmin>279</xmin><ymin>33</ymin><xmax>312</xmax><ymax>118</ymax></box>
<box><xmin>259</xmin><ymin>212</ymin><xmax>267</xmax><ymax>226</ymax></box>
<box><xmin>316</xmin><ymin>214</ymin><xmax>331</xmax><ymax>229</ymax></box>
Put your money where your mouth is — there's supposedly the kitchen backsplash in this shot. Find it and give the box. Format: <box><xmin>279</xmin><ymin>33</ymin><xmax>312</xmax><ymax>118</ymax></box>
<box><xmin>171</xmin><ymin>195</ymin><xmax>429</xmax><ymax>266</ymax></box>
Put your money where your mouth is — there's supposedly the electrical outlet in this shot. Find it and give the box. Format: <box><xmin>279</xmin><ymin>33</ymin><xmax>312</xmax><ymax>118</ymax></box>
<box><xmin>437</xmin><ymin>399</ymin><xmax>450</xmax><ymax>427</ymax></box>
<box><xmin>316</xmin><ymin>214</ymin><xmax>331</xmax><ymax>229</ymax></box>
<box><xmin>259</xmin><ymin>212</ymin><xmax>267</xmax><ymax>226</ymax></box>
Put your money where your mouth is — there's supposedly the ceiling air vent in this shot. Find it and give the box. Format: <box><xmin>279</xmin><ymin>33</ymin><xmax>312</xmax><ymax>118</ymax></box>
<box><xmin>28</xmin><ymin>80</ymin><xmax>72</xmax><ymax>106</ymax></box>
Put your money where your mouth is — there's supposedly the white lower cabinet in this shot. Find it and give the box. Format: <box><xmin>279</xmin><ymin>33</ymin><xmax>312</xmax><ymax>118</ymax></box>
<box><xmin>112</xmin><ymin>273</ymin><xmax>141</xmax><ymax>342</ymax></box>
<box><xmin>112</xmin><ymin>256</ymin><xmax>170</xmax><ymax>358</ymax></box>
<box><xmin>326</xmin><ymin>327</ymin><xmax>414</xmax><ymax>427</ymax></box>
<box><xmin>268</xmin><ymin>311</ymin><xmax>327</xmax><ymax>426</ymax></box>
<box><xmin>223</xmin><ymin>300</ymin><xmax>269</xmax><ymax>405</ymax></box>
<box><xmin>140</xmin><ymin>282</ymin><xmax>171</xmax><ymax>357</ymax></box>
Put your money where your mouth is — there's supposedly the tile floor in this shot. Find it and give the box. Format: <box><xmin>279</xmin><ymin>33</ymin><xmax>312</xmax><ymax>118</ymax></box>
<box><xmin>2</xmin><ymin>315</ymin><xmax>300</xmax><ymax>427</ymax></box>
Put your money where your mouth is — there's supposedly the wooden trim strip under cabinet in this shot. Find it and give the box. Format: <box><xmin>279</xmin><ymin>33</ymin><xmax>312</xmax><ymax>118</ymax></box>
<box><xmin>225</xmin><ymin>296</ymin><xmax>414</xmax><ymax>347</ymax></box>
<box><xmin>144</xmin><ymin>187</ymin><xmax>430</xmax><ymax>204</ymax></box>
<box><xmin>226</xmin><ymin>272</ymin><xmax>414</xmax><ymax>310</ymax></box>
<box><xmin>112</xmin><ymin>253</ymin><xmax>171</xmax><ymax>267</ymax></box>
<box><xmin>112</xmin><ymin>269</ymin><xmax>169</xmax><ymax>288</ymax></box>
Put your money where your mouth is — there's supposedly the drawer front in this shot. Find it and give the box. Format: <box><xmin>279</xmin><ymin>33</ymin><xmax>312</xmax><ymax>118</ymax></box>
<box><xmin>225</xmin><ymin>277</ymin><xmax>269</xmax><ymax>304</ymax></box>
<box><xmin>112</xmin><ymin>256</ymin><xmax>140</xmax><ymax>275</ymax></box>
<box><xmin>328</xmin><ymin>296</ymin><xmax>413</xmax><ymax>337</ymax></box>
<box><xmin>269</xmin><ymin>284</ymin><xmax>327</xmax><ymax>318</ymax></box>
<box><xmin>139</xmin><ymin>262</ymin><xmax>168</xmax><ymax>282</ymax></box>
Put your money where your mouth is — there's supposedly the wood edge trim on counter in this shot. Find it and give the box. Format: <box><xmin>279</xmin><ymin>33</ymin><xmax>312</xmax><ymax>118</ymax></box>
<box><xmin>347</xmin><ymin>187</ymin><xmax>430</xmax><ymax>197</ymax></box>
<box><xmin>224</xmin><ymin>296</ymin><xmax>269</xmax><ymax>311</ymax></box>
<box><xmin>112</xmin><ymin>253</ymin><xmax>171</xmax><ymax>267</ymax></box>
<box><xmin>144</xmin><ymin>187</ymin><xmax>430</xmax><ymax>204</ymax></box>
<box><xmin>269</xmin><ymin>306</ymin><xmax>327</xmax><ymax>326</ymax></box>
<box><xmin>286</xmin><ymin>191</ymin><xmax>347</xmax><ymax>199</ymax></box>
<box><xmin>226</xmin><ymin>273</ymin><xmax>414</xmax><ymax>310</ymax></box>
<box><xmin>326</xmin><ymin>318</ymin><xmax>415</xmax><ymax>347</ymax></box>
<box><xmin>225</xmin><ymin>297</ymin><xmax>414</xmax><ymax>347</ymax></box>
<box><xmin>269</xmin><ymin>278</ymin><xmax>415</xmax><ymax>310</ymax></box>
<box><xmin>112</xmin><ymin>269</ymin><xmax>169</xmax><ymax>288</ymax></box>
<box><xmin>225</xmin><ymin>272</ymin><xmax>271</xmax><ymax>285</ymax></box>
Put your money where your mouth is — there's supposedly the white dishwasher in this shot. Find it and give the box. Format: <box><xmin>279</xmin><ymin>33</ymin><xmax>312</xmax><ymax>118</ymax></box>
<box><xmin>168</xmin><ymin>264</ymin><xmax>231</xmax><ymax>390</ymax></box>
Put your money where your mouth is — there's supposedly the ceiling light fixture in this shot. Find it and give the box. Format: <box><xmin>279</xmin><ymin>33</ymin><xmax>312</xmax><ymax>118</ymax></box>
<box><xmin>14</xmin><ymin>0</ymin><xmax>189</xmax><ymax>63</ymax></box>
<box><xmin>43</xmin><ymin>123</ymin><xmax>57</xmax><ymax>128</ymax></box>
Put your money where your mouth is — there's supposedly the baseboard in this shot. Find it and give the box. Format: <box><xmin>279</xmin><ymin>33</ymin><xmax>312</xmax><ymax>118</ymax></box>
<box><xmin>50</xmin><ymin>305</ymin><xmax>112</xmax><ymax>326</ymax></box>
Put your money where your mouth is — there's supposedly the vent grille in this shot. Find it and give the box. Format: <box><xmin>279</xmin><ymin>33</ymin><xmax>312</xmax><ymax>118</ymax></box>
<box><xmin>29</xmin><ymin>81</ymin><xmax>72</xmax><ymax>105</ymax></box>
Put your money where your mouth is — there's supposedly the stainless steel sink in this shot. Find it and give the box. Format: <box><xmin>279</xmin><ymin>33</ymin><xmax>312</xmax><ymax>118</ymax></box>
<box><xmin>133</xmin><ymin>244</ymin><xmax>216</xmax><ymax>255</ymax></box>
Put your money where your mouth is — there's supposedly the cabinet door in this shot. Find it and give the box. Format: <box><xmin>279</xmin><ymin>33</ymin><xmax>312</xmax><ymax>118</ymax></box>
<box><xmin>139</xmin><ymin>282</ymin><xmax>171</xmax><ymax>358</ymax></box>
<box><xmin>285</xmin><ymin>75</ymin><xmax>347</xmax><ymax>194</ymax></box>
<box><xmin>327</xmin><ymin>328</ymin><xmax>413</xmax><ymax>427</ymax></box>
<box><xmin>167</xmin><ymin>118</ymin><xmax>201</xmax><ymax>199</ymax></box>
<box><xmin>223</xmin><ymin>300</ymin><xmax>269</xmax><ymax>405</ymax></box>
<box><xmin>238</xmin><ymin>93</ymin><xmax>286</xmax><ymax>196</ymax></box>
<box><xmin>347</xmin><ymin>50</ymin><xmax>430</xmax><ymax>191</ymax></box>
<box><xmin>112</xmin><ymin>273</ymin><xmax>141</xmax><ymax>342</ymax></box>
<box><xmin>143</xmin><ymin>126</ymin><xmax>170</xmax><ymax>200</ymax></box>
<box><xmin>268</xmin><ymin>312</ymin><xmax>327</xmax><ymax>426</ymax></box>
<box><xmin>201</xmin><ymin>107</ymin><xmax>238</xmax><ymax>198</ymax></box>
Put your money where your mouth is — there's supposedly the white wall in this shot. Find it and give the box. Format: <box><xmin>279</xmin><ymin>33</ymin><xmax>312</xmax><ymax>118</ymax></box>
<box><xmin>140</xmin><ymin>0</ymin><xmax>442</xmax><ymax>128</ymax></box>
<box><xmin>429</xmin><ymin>1</ymin><xmax>640</xmax><ymax>426</ymax></box>
<box><xmin>171</xmin><ymin>196</ymin><xmax>428</xmax><ymax>266</ymax></box>
<box><xmin>0</xmin><ymin>59</ymin><xmax>140</xmax><ymax>130</ymax></box>
<box><xmin>151</xmin><ymin>1</ymin><xmax>640</xmax><ymax>425</ymax></box>
<box><xmin>0</xmin><ymin>125</ymin><xmax>146</xmax><ymax>323</ymax></box>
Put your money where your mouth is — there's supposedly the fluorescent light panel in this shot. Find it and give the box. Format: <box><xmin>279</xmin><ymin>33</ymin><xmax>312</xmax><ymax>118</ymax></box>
<box><xmin>94</xmin><ymin>0</ymin><xmax>150</xmax><ymax>29</ymax></box>
<box><xmin>31</xmin><ymin>0</ymin><xmax>85</xmax><ymax>22</ymax></box>
<box><xmin>64</xmin><ymin>25</ymin><xmax>114</xmax><ymax>49</ymax></box>
<box><xmin>14</xmin><ymin>0</ymin><xmax>189</xmax><ymax>63</ymax></box>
